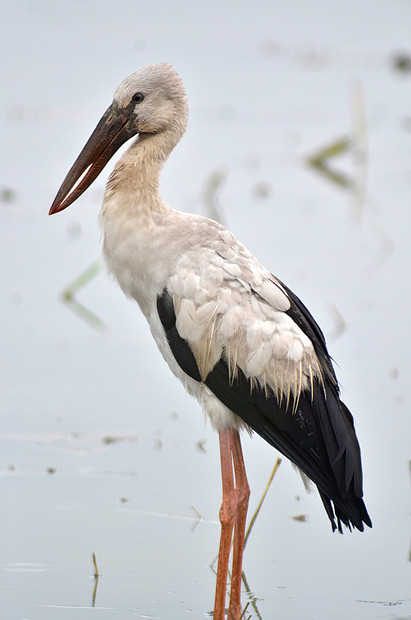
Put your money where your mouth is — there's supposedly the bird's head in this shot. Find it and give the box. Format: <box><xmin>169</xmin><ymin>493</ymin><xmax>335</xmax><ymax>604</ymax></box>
<box><xmin>49</xmin><ymin>63</ymin><xmax>187</xmax><ymax>214</ymax></box>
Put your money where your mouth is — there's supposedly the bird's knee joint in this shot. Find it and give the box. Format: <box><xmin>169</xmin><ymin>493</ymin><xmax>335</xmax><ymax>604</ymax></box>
<box><xmin>219</xmin><ymin>502</ymin><xmax>234</xmax><ymax>527</ymax></box>
<box><xmin>236</xmin><ymin>483</ymin><xmax>250</xmax><ymax>509</ymax></box>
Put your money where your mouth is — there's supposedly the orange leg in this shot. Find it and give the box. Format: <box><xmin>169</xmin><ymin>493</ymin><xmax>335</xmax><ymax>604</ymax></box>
<box><xmin>214</xmin><ymin>428</ymin><xmax>235</xmax><ymax>619</ymax></box>
<box><xmin>228</xmin><ymin>430</ymin><xmax>250</xmax><ymax>620</ymax></box>
<box><xmin>213</xmin><ymin>428</ymin><xmax>250</xmax><ymax>620</ymax></box>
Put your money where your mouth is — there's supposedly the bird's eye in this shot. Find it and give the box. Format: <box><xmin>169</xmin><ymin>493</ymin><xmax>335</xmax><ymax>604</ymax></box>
<box><xmin>132</xmin><ymin>92</ymin><xmax>144</xmax><ymax>103</ymax></box>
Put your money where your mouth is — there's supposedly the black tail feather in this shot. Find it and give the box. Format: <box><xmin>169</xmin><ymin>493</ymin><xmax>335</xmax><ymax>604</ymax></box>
<box><xmin>204</xmin><ymin>358</ymin><xmax>372</xmax><ymax>533</ymax></box>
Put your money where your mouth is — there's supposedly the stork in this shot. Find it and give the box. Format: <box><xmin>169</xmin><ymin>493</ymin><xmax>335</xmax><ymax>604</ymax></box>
<box><xmin>49</xmin><ymin>63</ymin><xmax>371</xmax><ymax>620</ymax></box>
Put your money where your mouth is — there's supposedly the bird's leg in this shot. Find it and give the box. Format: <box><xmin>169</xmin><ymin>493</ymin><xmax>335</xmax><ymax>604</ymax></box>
<box><xmin>227</xmin><ymin>429</ymin><xmax>250</xmax><ymax>620</ymax></box>
<box><xmin>214</xmin><ymin>428</ymin><xmax>250</xmax><ymax>620</ymax></box>
<box><xmin>214</xmin><ymin>428</ymin><xmax>236</xmax><ymax>620</ymax></box>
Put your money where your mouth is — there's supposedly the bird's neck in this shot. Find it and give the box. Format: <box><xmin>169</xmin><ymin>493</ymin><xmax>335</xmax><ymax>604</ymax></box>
<box><xmin>99</xmin><ymin>126</ymin><xmax>184</xmax><ymax>314</ymax></box>
<box><xmin>103</xmin><ymin>126</ymin><xmax>182</xmax><ymax>218</ymax></box>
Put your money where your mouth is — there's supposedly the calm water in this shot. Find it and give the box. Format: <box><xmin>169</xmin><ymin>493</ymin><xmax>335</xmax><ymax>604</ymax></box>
<box><xmin>1</xmin><ymin>1</ymin><xmax>410</xmax><ymax>618</ymax></box>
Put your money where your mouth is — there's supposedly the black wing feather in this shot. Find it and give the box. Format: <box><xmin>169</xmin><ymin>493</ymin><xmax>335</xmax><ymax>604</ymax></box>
<box><xmin>279</xmin><ymin>278</ymin><xmax>338</xmax><ymax>386</ymax></box>
<box><xmin>157</xmin><ymin>288</ymin><xmax>371</xmax><ymax>532</ymax></box>
<box><xmin>157</xmin><ymin>290</ymin><xmax>201</xmax><ymax>382</ymax></box>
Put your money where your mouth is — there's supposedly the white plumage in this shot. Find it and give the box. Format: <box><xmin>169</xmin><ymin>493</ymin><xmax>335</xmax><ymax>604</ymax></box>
<box><xmin>101</xmin><ymin>183</ymin><xmax>322</xmax><ymax>429</ymax></box>
<box><xmin>50</xmin><ymin>63</ymin><xmax>371</xmax><ymax>620</ymax></box>
<box><xmin>106</xmin><ymin>212</ymin><xmax>321</xmax><ymax>427</ymax></box>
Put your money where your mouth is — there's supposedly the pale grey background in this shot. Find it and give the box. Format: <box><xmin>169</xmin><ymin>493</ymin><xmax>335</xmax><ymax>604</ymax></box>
<box><xmin>1</xmin><ymin>1</ymin><xmax>410</xmax><ymax>618</ymax></box>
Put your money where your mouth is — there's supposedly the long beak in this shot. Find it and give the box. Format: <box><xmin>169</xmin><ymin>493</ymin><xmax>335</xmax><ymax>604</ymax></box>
<box><xmin>49</xmin><ymin>103</ymin><xmax>138</xmax><ymax>215</ymax></box>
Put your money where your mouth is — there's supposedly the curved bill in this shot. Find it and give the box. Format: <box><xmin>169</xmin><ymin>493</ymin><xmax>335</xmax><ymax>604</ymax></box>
<box><xmin>49</xmin><ymin>103</ymin><xmax>138</xmax><ymax>215</ymax></box>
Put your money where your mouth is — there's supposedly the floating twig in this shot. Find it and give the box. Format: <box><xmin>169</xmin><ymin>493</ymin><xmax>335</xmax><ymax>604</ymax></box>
<box><xmin>92</xmin><ymin>552</ymin><xmax>99</xmax><ymax>578</ymax></box>
<box><xmin>241</xmin><ymin>571</ymin><xmax>263</xmax><ymax>620</ymax></box>
<box><xmin>191</xmin><ymin>505</ymin><xmax>202</xmax><ymax>532</ymax></box>
<box><xmin>92</xmin><ymin>552</ymin><xmax>99</xmax><ymax>607</ymax></box>
<box><xmin>244</xmin><ymin>457</ymin><xmax>282</xmax><ymax>549</ymax></box>
<box><xmin>61</xmin><ymin>259</ymin><xmax>105</xmax><ymax>329</ymax></box>
<box><xmin>240</xmin><ymin>600</ymin><xmax>250</xmax><ymax>618</ymax></box>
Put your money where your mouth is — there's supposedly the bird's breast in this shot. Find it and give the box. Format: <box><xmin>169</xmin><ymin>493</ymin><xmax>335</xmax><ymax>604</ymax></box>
<box><xmin>100</xmin><ymin>202</ymin><xmax>171</xmax><ymax>317</ymax></box>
